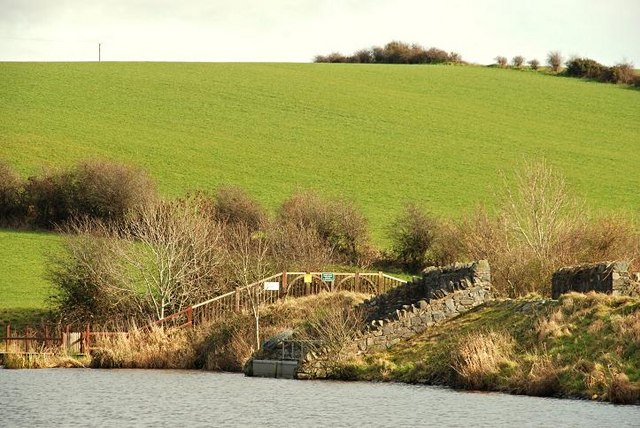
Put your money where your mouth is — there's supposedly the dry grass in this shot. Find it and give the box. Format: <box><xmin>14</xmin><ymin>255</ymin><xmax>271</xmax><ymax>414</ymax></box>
<box><xmin>450</xmin><ymin>330</ymin><xmax>515</xmax><ymax>390</ymax></box>
<box><xmin>514</xmin><ymin>352</ymin><xmax>562</xmax><ymax>396</ymax></box>
<box><xmin>535</xmin><ymin>308</ymin><xmax>571</xmax><ymax>341</ymax></box>
<box><xmin>611</xmin><ymin>310</ymin><xmax>640</xmax><ymax>343</ymax></box>
<box><xmin>608</xmin><ymin>372</ymin><xmax>640</xmax><ymax>404</ymax></box>
<box><xmin>4</xmin><ymin>352</ymin><xmax>88</xmax><ymax>369</ymax></box>
<box><xmin>339</xmin><ymin>293</ymin><xmax>640</xmax><ymax>404</ymax></box>
<box><xmin>90</xmin><ymin>325</ymin><xmax>197</xmax><ymax>369</ymax></box>
<box><xmin>2</xmin><ymin>342</ymin><xmax>88</xmax><ymax>369</ymax></box>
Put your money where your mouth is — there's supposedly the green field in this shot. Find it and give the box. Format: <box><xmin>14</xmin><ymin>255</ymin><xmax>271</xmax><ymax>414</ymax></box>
<box><xmin>0</xmin><ymin>229</ymin><xmax>61</xmax><ymax>326</ymax></box>
<box><xmin>1</xmin><ymin>62</ymin><xmax>639</xmax><ymax>314</ymax></box>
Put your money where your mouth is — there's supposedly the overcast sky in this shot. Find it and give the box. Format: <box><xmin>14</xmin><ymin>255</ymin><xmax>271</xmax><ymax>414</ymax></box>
<box><xmin>1</xmin><ymin>0</ymin><xmax>639</xmax><ymax>65</ymax></box>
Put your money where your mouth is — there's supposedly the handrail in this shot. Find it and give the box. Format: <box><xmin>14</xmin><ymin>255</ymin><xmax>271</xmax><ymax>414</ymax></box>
<box><xmin>381</xmin><ymin>273</ymin><xmax>408</xmax><ymax>284</ymax></box>
<box><xmin>154</xmin><ymin>271</ymin><xmax>408</xmax><ymax>328</ymax></box>
<box><xmin>192</xmin><ymin>290</ymin><xmax>237</xmax><ymax>309</ymax></box>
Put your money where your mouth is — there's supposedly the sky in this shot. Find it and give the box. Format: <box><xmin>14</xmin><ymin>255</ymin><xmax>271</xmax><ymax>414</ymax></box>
<box><xmin>1</xmin><ymin>0</ymin><xmax>639</xmax><ymax>66</ymax></box>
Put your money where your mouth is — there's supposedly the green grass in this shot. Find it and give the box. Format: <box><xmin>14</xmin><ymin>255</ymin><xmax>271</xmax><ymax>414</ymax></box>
<box><xmin>1</xmin><ymin>62</ymin><xmax>638</xmax><ymax>319</ymax></box>
<box><xmin>336</xmin><ymin>294</ymin><xmax>640</xmax><ymax>403</ymax></box>
<box><xmin>0</xmin><ymin>229</ymin><xmax>61</xmax><ymax>328</ymax></box>
<box><xmin>1</xmin><ymin>63</ymin><xmax>639</xmax><ymax>236</ymax></box>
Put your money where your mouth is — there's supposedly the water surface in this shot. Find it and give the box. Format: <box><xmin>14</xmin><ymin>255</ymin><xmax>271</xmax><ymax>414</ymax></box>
<box><xmin>1</xmin><ymin>369</ymin><xmax>638</xmax><ymax>427</ymax></box>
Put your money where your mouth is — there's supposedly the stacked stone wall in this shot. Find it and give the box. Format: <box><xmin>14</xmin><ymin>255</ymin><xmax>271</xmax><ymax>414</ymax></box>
<box><xmin>356</xmin><ymin>260</ymin><xmax>492</xmax><ymax>352</ymax></box>
<box><xmin>551</xmin><ymin>261</ymin><xmax>638</xmax><ymax>299</ymax></box>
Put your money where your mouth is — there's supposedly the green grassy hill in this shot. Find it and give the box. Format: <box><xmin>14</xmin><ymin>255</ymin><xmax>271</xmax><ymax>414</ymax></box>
<box><xmin>0</xmin><ymin>229</ymin><xmax>60</xmax><ymax>326</ymax></box>
<box><xmin>1</xmin><ymin>63</ymin><xmax>639</xmax><ymax>315</ymax></box>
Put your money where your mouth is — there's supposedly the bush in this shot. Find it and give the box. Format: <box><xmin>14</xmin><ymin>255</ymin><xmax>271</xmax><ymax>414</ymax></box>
<box><xmin>425</xmin><ymin>47</ymin><xmax>451</xmax><ymax>64</ymax></box>
<box><xmin>564</xmin><ymin>57</ymin><xmax>608</xmax><ymax>80</ymax></box>
<box><xmin>388</xmin><ymin>203</ymin><xmax>439</xmax><ymax>272</ymax></box>
<box><xmin>278</xmin><ymin>191</ymin><xmax>371</xmax><ymax>265</ymax></box>
<box><xmin>23</xmin><ymin>159</ymin><xmax>157</xmax><ymax>229</ymax></box>
<box><xmin>267</xmin><ymin>221</ymin><xmax>334</xmax><ymax>271</ymax></box>
<box><xmin>528</xmin><ymin>59</ymin><xmax>540</xmax><ymax>70</ymax></box>
<box><xmin>48</xmin><ymin>223</ymin><xmax>128</xmax><ymax>324</ymax></box>
<box><xmin>0</xmin><ymin>161</ymin><xmax>26</xmax><ymax>226</ymax></box>
<box><xmin>71</xmin><ymin>159</ymin><xmax>157</xmax><ymax>224</ymax></box>
<box><xmin>314</xmin><ymin>52</ymin><xmax>348</xmax><ymax>63</ymax></box>
<box><xmin>547</xmin><ymin>51</ymin><xmax>563</xmax><ymax>72</ymax></box>
<box><xmin>512</xmin><ymin>56</ymin><xmax>525</xmax><ymax>68</ymax></box>
<box><xmin>315</xmin><ymin>41</ymin><xmax>461</xmax><ymax>65</ymax></box>
<box><xmin>495</xmin><ymin>56</ymin><xmax>508</xmax><ymax>68</ymax></box>
<box><xmin>609</xmin><ymin>62</ymin><xmax>635</xmax><ymax>84</ymax></box>
<box><xmin>214</xmin><ymin>185</ymin><xmax>267</xmax><ymax>231</ymax></box>
<box><xmin>24</xmin><ymin>168</ymin><xmax>76</xmax><ymax>228</ymax></box>
<box><xmin>351</xmin><ymin>49</ymin><xmax>373</xmax><ymax>63</ymax></box>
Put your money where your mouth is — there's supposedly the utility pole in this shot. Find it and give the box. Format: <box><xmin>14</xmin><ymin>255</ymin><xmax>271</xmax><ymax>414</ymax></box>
<box><xmin>98</xmin><ymin>43</ymin><xmax>101</xmax><ymax>62</ymax></box>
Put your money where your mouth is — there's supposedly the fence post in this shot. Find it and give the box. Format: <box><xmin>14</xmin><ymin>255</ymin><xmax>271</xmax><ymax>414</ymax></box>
<box><xmin>5</xmin><ymin>323</ymin><xmax>9</xmax><ymax>354</ymax></box>
<box><xmin>83</xmin><ymin>323</ymin><xmax>91</xmax><ymax>354</ymax></box>
<box><xmin>44</xmin><ymin>324</ymin><xmax>49</xmax><ymax>349</ymax></box>
<box><xmin>281</xmin><ymin>272</ymin><xmax>287</xmax><ymax>298</ymax></box>
<box><xmin>64</xmin><ymin>324</ymin><xmax>70</xmax><ymax>350</ymax></box>
<box><xmin>187</xmin><ymin>306</ymin><xmax>193</xmax><ymax>328</ymax></box>
<box><xmin>378</xmin><ymin>271</ymin><xmax>384</xmax><ymax>294</ymax></box>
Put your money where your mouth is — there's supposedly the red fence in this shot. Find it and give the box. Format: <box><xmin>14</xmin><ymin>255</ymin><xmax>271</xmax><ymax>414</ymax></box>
<box><xmin>1</xmin><ymin>272</ymin><xmax>407</xmax><ymax>356</ymax></box>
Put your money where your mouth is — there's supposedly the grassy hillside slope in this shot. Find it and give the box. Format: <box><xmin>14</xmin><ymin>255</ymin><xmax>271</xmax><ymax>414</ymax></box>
<box><xmin>1</xmin><ymin>63</ymin><xmax>638</xmax><ymax>314</ymax></box>
<box><xmin>0</xmin><ymin>230</ymin><xmax>60</xmax><ymax>326</ymax></box>
<box><xmin>1</xmin><ymin>63</ymin><xmax>639</xmax><ymax>236</ymax></box>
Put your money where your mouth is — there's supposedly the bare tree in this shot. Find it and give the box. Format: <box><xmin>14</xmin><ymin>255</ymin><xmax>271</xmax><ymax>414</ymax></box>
<box><xmin>547</xmin><ymin>51</ymin><xmax>563</xmax><ymax>72</ymax></box>
<box><xmin>512</xmin><ymin>55</ymin><xmax>525</xmax><ymax>68</ymax></box>
<box><xmin>119</xmin><ymin>198</ymin><xmax>225</xmax><ymax>320</ymax></box>
<box><xmin>495</xmin><ymin>56</ymin><xmax>508</xmax><ymax>68</ymax></box>
<box><xmin>223</xmin><ymin>223</ymin><xmax>272</xmax><ymax>349</ymax></box>
<box><xmin>267</xmin><ymin>221</ymin><xmax>334</xmax><ymax>271</ymax></box>
<box><xmin>501</xmin><ymin>160</ymin><xmax>577</xmax><ymax>262</ymax></box>
<box><xmin>297</xmin><ymin>304</ymin><xmax>365</xmax><ymax>374</ymax></box>
<box><xmin>528</xmin><ymin>59</ymin><xmax>540</xmax><ymax>70</ymax></box>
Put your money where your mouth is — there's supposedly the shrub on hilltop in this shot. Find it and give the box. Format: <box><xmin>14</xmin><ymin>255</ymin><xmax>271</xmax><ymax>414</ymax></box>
<box><xmin>315</xmin><ymin>41</ymin><xmax>462</xmax><ymax>64</ymax></box>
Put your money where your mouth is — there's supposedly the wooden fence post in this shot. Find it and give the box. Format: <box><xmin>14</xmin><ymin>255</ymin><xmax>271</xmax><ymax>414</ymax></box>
<box><xmin>83</xmin><ymin>323</ymin><xmax>91</xmax><ymax>354</ymax></box>
<box><xmin>64</xmin><ymin>324</ymin><xmax>70</xmax><ymax>350</ymax></box>
<box><xmin>281</xmin><ymin>272</ymin><xmax>287</xmax><ymax>298</ymax></box>
<box><xmin>44</xmin><ymin>324</ymin><xmax>49</xmax><ymax>349</ymax></box>
<box><xmin>5</xmin><ymin>323</ymin><xmax>9</xmax><ymax>354</ymax></box>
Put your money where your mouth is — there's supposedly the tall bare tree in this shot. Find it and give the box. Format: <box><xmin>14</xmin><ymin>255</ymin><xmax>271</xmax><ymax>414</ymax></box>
<box><xmin>119</xmin><ymin>198</ymin><xmax>225</xmax><ymax>320</ymax></box>
<box><xmin>501</xmin><ymin>160</ymin><xmax>577</xmax><ymax>262</ymax></box>
<box><xmin>223</xmin><ymin>223</ymin><xmax>272</xmax><ymax>348</ymax></box>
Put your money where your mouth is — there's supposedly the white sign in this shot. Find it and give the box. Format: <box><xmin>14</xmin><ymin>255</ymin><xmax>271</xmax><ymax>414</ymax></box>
<box><xmin>264</xmin><ymin>281</ymin><xmax>280</xmax><ymax>291</ymax></box>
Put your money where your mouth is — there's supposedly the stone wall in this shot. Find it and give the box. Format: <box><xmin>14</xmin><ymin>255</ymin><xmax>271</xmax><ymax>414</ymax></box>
<box><xmin>356</xmin><ymin>260</ymin><xmax>493</xmax><ymax>353</ymax></box>
<box><xmin>551</xmin><ymin>261</ymin><xmax>638</xmax><ymax>299</ymax></box>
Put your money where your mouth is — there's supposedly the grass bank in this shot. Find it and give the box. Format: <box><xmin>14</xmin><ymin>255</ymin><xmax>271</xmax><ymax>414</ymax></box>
<box><xmin>88</xmin><ymin>292</ymin><xmax>368</xmax><ymax>371</ymax></box>
<box><xmin>331</xmin><ymin>292</ymin><xmax>640</xmax><ymax>404</ymax></box>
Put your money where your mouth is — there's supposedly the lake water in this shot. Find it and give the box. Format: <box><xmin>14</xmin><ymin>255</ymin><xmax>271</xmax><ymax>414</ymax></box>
<box><xmin>0</xmin><ymin>369</ymin><xmax>638</xmax><ymax>427</ymax></box>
